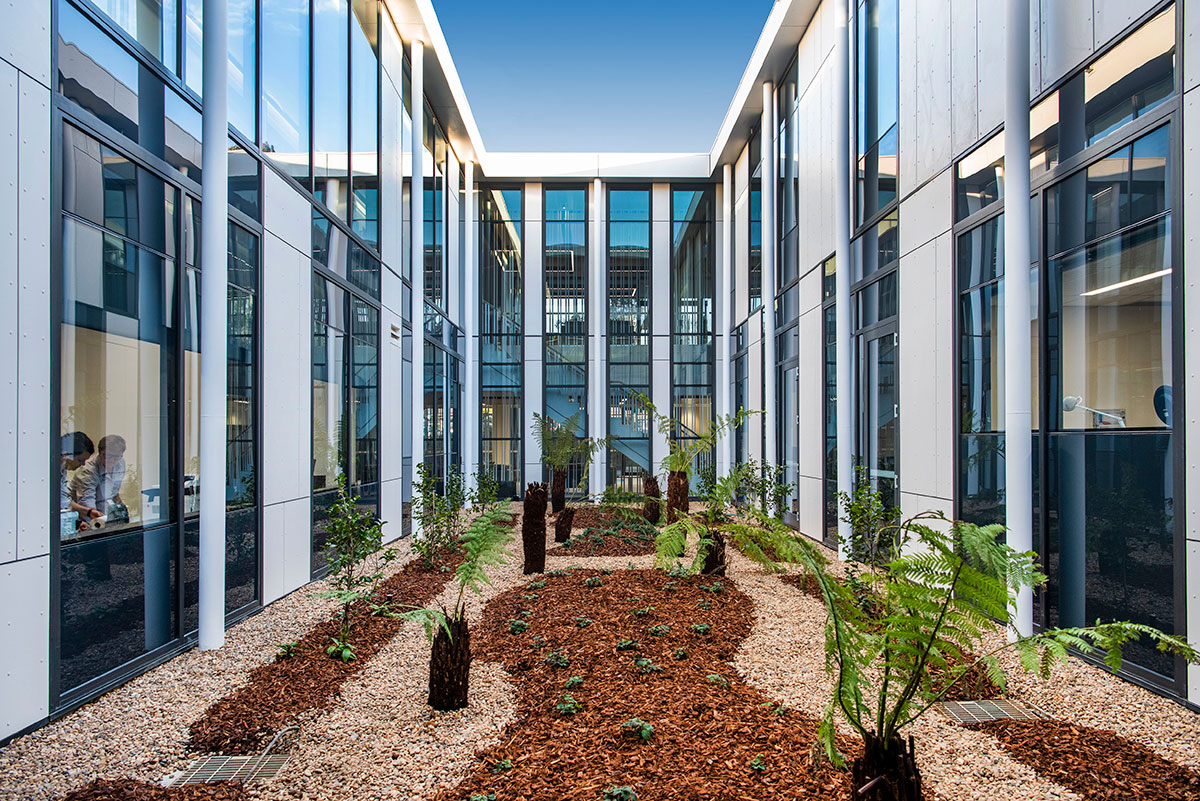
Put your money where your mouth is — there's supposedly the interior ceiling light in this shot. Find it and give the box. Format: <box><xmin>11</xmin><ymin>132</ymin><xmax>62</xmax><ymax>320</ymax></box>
<box><xmin>1080</xmin><ymin>268</ymin><xmax>1171</xmax><ymax>297</ymax></box>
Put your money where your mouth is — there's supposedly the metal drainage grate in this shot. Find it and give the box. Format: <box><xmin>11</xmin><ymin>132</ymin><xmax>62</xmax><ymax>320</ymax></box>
<box><xmin>935</xmin><ymin>699</ymin><xmax>1048</xmax><ymax>724</ymax></box>
<box><xmin>163</xmin><ymin>754</ymin><xmax>291</xmax><ymax>786</ymax></box>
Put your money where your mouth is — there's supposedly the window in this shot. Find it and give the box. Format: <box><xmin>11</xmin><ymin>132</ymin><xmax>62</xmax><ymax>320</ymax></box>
<box><xmin>177</xmin><ymin>0</ymin><xmax>256</xmax><ymax>139</ymax></box>
<box><xmin>261</xmin><ymin>0</ymin><xmax>310</xmax><ymax>184</ymax></box>
<box><xmin>856</xmin><ymin>0</ymin><xmax>899</xmax><ymax>224</ymax></box>
<box><xmin>671</xmin><ymin>188</ymin><xmax>715</xmax><ymax>488</ymax></box>
<box><xmin>607</xmin><ymin>189</ymin><xmax>651</xmax><ymax>491</ymax></box>
<box><xmin>544</xmin><ymin>188</ymin><xmax>588</xmax><ymax>488</ymax></box>
<box><xmin>778</xmin><ymin>66</ymin><xmax>799</xmax><ymax>288</ymax></box>
<box><xmin>350</xmin><ymin>0</ymin><xmax>380</xmax><ymax>249</ymax></box>
<box><xmin>311</xmin><ymin>270</ymin><xmax>380</xmax><ymax>577</ymax></box>
<box><xmin>313</xmin><ymin>0</ymin><xmax>350</xmax><ymax>221</ymax></box>
<box><xmin>424</xmin><ymin>105</ymin><xmax>447</xmax><ymax>307</ymax></box>
<box><xmin>480</xmin><ymin>187</ymin><xmax>523</xmax><ymax>498</ymax></box>
<box><xmin>956</xmin><ymin>134</ymin><xmax>1004</xmax><ymax>221</ymax></box>
<box><xmin>821</xmin><ymin>260</ymin><xmax>838</xmax><ymax>547</ymax></box>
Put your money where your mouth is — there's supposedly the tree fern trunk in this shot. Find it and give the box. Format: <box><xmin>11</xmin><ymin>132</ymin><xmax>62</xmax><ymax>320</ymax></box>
<box><xmin>642</xmin><ymin>474</ymin><xmax>661</xmax><ymax>524</ymax></box>
<box><xmin>852</xmin><ymin>732</ymin><xmax>923</xmax><ymax>801</ymax></box>
<box><xmin>554</xmin><ymin>507</ymin><xmax>574</xmax><ymax>543</ymax></box>
<box><xmin>550</xmin><ymin>468</ymin><xmax>567</xmax><ymax>513</ymax></box>
<box><xmin>666</xmin><ymin>471</ymin><xmax>689</xmax><ymax>524</ymax></box>
<box><xmin>428</xmin><ymin>612</ymin><xmax>471</xmax><ymax>711</ymax></box>
<box><xmin>522</xmin><ymin>483</ymin><xmax>548</xmax><ymax>574</ymax></box>
<box><xmin>702</xmin><ymin>527</ymin><xmax>726</xmax><ymax>576</ymax></box>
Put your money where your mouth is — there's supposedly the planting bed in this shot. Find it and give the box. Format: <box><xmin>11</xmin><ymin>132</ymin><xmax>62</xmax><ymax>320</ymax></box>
<box><xmin>189</xmin><ymin>547</ymin><xmax>465</xmax><ymax>754</ymax></box>
<box><xmin>61</xmin><ymin>780</ymin><xmax>249</xmax><ymax>801</ymax></box>
<box><xmin>549</xmin><ymin>525</ymin><xmax>657</xmax><ymax>557</ymax></box>
<box><xmin>968</xmin><ymin>719</ymin><xmax>1200</xmax><ymax>800</ymax></box>
<box><xmin>438</xmin><ymin>568</ymin><xmax>857</xmax><ymax>801</ymax></box>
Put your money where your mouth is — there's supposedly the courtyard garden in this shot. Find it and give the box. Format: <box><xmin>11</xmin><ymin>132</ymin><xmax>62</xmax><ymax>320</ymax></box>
<box><xmin>2</xmin><ymin>409</ymin><xmax>1199</xmax><ymax>801</ymax></box>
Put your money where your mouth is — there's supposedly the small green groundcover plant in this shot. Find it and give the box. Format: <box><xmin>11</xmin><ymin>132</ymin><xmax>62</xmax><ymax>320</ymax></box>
<box><xmin>621</xmin><ymin>718</ymin><xmax>654</xmax><ymax>741</ymax></box>
<box><xmin>603</xmin><ymin>787</ymin><xmax>636</xmax><ymax>801</ymax></box>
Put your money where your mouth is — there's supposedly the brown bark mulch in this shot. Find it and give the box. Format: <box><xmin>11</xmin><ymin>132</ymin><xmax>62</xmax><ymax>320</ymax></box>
<box><xmin>967</xmin><ymin>719</ymin><xmax>1200</xmax><ymax>800</ymax></box>
<box><xmin>62</xmin><ymin>779</ymin><xmax>250</xmax><ymax>801</ymax></box>
<box><xmin>436</xmin><ymin>569</ymin><xmax>858</xmax><ymax>801</ymax></box>
<box><xmin>548</xmin><ymin>524</ymin><xmax>657</xmax><ymax>557</ymax></box>
<box><xmin>567</xmin><ymin>506</ymin><xmax>644</xmax><ymax>530</ymax></box>
<box><xmin>188</xmin><ymin>548</ymin><xmax>464</xmax><ymax>755</ymax></box>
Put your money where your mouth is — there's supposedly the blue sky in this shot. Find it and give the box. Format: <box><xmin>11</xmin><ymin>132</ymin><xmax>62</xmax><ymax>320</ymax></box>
<box><xmin>432</xmin><ymin>0</ymin><xmax>774</xmax><ymax>153</ymax></box>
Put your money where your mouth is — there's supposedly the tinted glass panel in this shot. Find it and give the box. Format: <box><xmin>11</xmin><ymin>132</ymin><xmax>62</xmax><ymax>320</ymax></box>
<box><xmin>313</xmin><ymin>0</ymin><xmax>350</xmax><ymax>220</ymax></box>
<box><xmin>262</xmin><ymin>0</ymin><xmax>310</xmax><ymax>182</ymax></box>
<box><xmin>956</xmin><ymin>134</ymin><xmax>1004</xmax><ymax>220</ymax></box>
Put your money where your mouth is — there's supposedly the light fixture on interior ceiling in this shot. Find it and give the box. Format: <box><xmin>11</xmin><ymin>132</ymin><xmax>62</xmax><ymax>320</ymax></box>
<box><xmin>1080</xmin><ymin>268</ymin><xmax>1171</xmax><ymax>297</ymax></box>
<box><xmin>1062</xmin><ymin>395</ymin><xmax>1125</xmax><ymax>427</ymax></box>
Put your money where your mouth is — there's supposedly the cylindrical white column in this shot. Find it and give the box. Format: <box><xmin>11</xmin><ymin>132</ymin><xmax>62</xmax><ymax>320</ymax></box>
<box><xmin>463</xmin><ymin>160</ymin><xmax>478</xmax><ymax>492</ymax></box>
<box><xmin>589</xmin><ymin>177</ymin><xmax>605</xmax><ymax>496</ymax></box>
<box><xmin>198</xmin><ymin>0</ymin><xmax>228</xmax><ymax>651</ymax></box>
<box><xmin>761</xmin><ymin>82</ymin><xmax>777</xmax><ymax>469</ymax></box>
<box><xmin>410</xmin><ymin>40</ymin><xmax>425</xmax><ymax>530</ymax></box>
<box><xmin>718</xmin><ymin>164</ymin><xmax>733</xmax><ymax>479</ymax></box>
<box><xmin>834</xmin><ymin>0</ymin><xmax>853</xmax><ymax>560</ymax></box>
<box><xmin>1004</xmin><ymin>0</ymin><xmax>1033</xmax><ymax>639</ymax></box>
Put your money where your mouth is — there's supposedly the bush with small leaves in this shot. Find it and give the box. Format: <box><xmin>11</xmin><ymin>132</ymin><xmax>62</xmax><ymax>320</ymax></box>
<box><xmin>490</xmin><ymin>759</ymin><xmax>512</xmax><ymax>774</ymax></box>
<box><xmin>576</xmin><ymin>617</ymin><xmax>593</xmax><ymax>628</ymax></box>
<box><xmin>615</xmin><ymin>639</ymin><xmax>640</xmax><ymax>652</ymax></box>
<box><xmin>531</xmin><ymin>636</ymin><xmax>547</xmax><ymax>650</ymax></box>
<box><xmin>633</xmin><ymin>657</ymin><xmax>662</xmax><ymax>674</ymax></box>
<box><xmin>699</xmin><ymin>581</ymin><xmax>724</xmax><ymax>594</ymax></box>
<box><xmin>277</xmin><ymin>641</ymin><xmax>298</xmax><ymax>660</ymax></box>
<box><xmin>544</xmin><ymin>651</ymin><xmax>570</xmax><ymax>668</ymax></box>
<box><xmin>673</xmin><ymin>647</ymin><xmax>689</xmax><ymax>660</ymax></box>
<box><xmin>621</xmin><ymin>718</ymin><xmax>655</xmax><ymax>741</ymax></box>
<box><xmin>526</xmin><ymin>580</ymin><xmax>546</xmax><ymax>590</ymax></box>
<box><xmin>326</xmin><ymin>636</ymin><xmax>355</xmax><ymax>662</ymax></box>
<box><xmin>565</xmin><ymin>675</ymin><xmax>584</xmax><ymax>689</ymax></box>
<box><xmin>508</xmin><ymin>619</ymin><xmax>528</xmax><ymax>634</ymax></box>
<box><xmin>646</xmin><ymin>624</ymin><xmax>670</xmax><ymax>637</ymax></box>
<box><xmin>603</xmin><ymin>787</ymin><xmax>637</xmax><ymax>801</ymax></box>
<box><xmin>750</xmin><ymin>754</ymin><xmax>766</xmax><ymax>772</ymax></box>
<box><xmin>631</xmin><ymin>605</ymin><xmax>654</xmax><ymax>618</ymax></box>
<box><xmin>690</xmin><ymin>623</ymin><xmax>711</xmax><ymax>635</ymax></box>
<box><xmin>555</xmin><ymin>693</ymin><xmax>582</xmax><ymax>716</ymax></box>
<box><xmin>706</xmin><ymin>673</ymin><xmax>728</xmax><ymax>687</ymax></box>
<box><xmin>584</xmin><ymin>576</ymin><xmax>603</xmax><ymax>588</ymax></box>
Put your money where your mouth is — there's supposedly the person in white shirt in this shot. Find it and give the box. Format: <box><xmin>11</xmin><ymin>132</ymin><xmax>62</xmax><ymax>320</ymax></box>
<box><xmin>70</xmin><ymin>434</ymin><xmax>128</xmax><ymax>528</ymax></box>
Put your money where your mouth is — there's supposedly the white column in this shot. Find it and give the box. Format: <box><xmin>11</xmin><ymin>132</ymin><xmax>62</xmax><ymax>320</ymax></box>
<box><xmin>834</xmin><ymin>0</ymin><xmax>854</xmax><ymax>560</ymax></box>
<box><xmin>589</xmin><ymin>177</ymin><xmax>606</xmax><ymax>495</ymax></box>
<box><xmin>198</xmin><ymin>0</ymin><xmax>228</xmax><ymax>651</ymax></box>
<box><xmin>463</xmin><ymin>161</ymin><xmax>478</xmax><ymax>491</ymax></box>
<box><xmin>1004</xmin><ymin>0</ymin><xmax>1033</xmax><ymax>639</ymax></box>
<box><xmin>718</xmin><ymin>164</ymin><xmax>733</xmax><ymax>479</ymax></box>
<box><xmin>761</xmin><ymin>82</ymin><xmax>777</xmax><ymax>468</ymax></box>
<box><xmin>410</xmin><ymin>40</ymin><xmax>425</xmax><ymax>530</ymax></box>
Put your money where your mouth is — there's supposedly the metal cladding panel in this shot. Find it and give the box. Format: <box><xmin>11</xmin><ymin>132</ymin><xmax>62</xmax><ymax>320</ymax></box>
<box><xmin>16</xmin><ymin>74</ymin><xmax>50</xmax><ymax>560</ymax></box>
<box><xmin>261</xmin><ymin>234</ymin><xmax>311</xmax><ymax>507</ymax></box>
<box><xmin>262</xmin><ymin>497</ymin><xmax>312</xmax><ymax>603</ymax></box>
<box><xmin>523</xmin><ymin>339</ymin><xmax>543</xmax><ymax>486</ymax></box>
<box><xmin>897</xmin><ymin>231</ymin><xmax>954</xmax><ymax>504</ymax></box>
<box><xmin>263</xmin><ymin>168</ymin><xmax>311</xmax><ymax>259</ymax></box>
<box><xmin>524</xmin><ymin>183</ymin><xmax>542</xmax><ymax>338</ymax></box>
<box><xmin>0</xmin><ymin>0</ymin><xmax>50</xmax><ymax>88</ymax></box>
<box><xmin>380</xmin><ymin>477</ymin><xmax>404</xmax><ymax>545</ymax></box>
<box><xmin>0</xmin><ymin>556</ymin><xmax>49</xmax><ymax>739</ymax></box>
<box><xmin>747</xmin><ymin>336</ymin><xmax>763</xmax><ymax>462</ymax></box>
<box><xmin>797</xmin><ymin>304</ymin><xmax>823</xmax><ymax>480</ymax></box>
<box><xmin>0</xmin><ymin>63</ymin><xmax>16</xmax><ymax>564</ymax></box>
<box><xmin>797</xmin><ymin>475</ymin><xmax>823</xmax><ymax>542</ymax></box>
<box><xmin>904</xmin><ymin>0</ymin><xmax>953</xmax><ymax>192</ymax></box>
<box><xmin>951</xmin><ymin>0</ymin><xmax>979</xmax><ymax>157</ymax></box>
<box><xmin>1188</xmin><ymin>0</ymin><xmax>1200</xmax><ymax>93</ymax></box>
<box><xmin>1039</xmin><ymin>0</ymin><xmax>1094</xmax><ymax>91</ymax></box>
<box><xmin>733</xmin><ymin>148</ymin><xmax>749</xmax><ymax>323</ymax></box>
<box><xmin>1186</xmin><ymin>91</ymin><xmax>1200</xmax><ymax>706</ymax></box>
<box><xmin>380</xmin><ymin>72</ymin><xmax>403</xmax><ymax>275</ymax></box>
<box><xmin>381</xmin><ymin>309</ymin><xmax>404</xmax><ymax>483</ymax></box>
<box><xmin>1093</xmin><ymin>0</ymin><xmax>1161</xmax><ymax>50</ymax></box>
<box><xmin>899</xmin><ymin>168</ymin><xmax>952</xmax><ymax>257</ymax></box>
<box><xmin>976</xmin><ymin>0</ymin><xmax>1006</xmax><ymax>138</ymax></box>
<box><xmin>1188</xmin><ymin>539</ymin><xmax>1199</xmax><ymax>703</ymax></box>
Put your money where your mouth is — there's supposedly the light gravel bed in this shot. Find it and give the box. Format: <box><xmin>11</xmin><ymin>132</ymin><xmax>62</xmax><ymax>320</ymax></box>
<box><xmin>0</xmin><ymin>545</ymin><xmax>420</xmax><ymax>801</ymax></box>
<box><xmin>725</xmin><ymin>548</ymin><xmax>1078</xmax><ymax>801</ymax></box>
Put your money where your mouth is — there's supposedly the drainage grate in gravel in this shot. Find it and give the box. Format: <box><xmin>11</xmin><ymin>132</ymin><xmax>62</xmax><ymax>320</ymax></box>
<box><xmin>163</xmin><ymin>754</ymin><xmax>291</xmax><ymax>786</ymax></box>
<box><xmin>936</xmin><ymin>700</ymin><xmax>1048</xmax><ymax>724</ymax></box>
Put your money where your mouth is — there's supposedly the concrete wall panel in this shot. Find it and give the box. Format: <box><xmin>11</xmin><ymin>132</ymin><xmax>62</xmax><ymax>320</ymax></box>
<box><xmin>899</xmin><ymin>168</ymin><xmax>952</xmax><ymax>257</ymax></box>
<box><xmin>262</xmin><ymin>497</ymin><xmax>312</xmax><ymax>603</ymax></box>
<box><xmin>950</xmin><ymin>1</ymin><xmax>979</xmax><ymax>157</ymax></box>
<box><xmin>0</xmin><ymin>0</ymin><xmax>50</xmax><ymax>88</ymax></box>
<box><xmin>0</xmin><ymin>63</ymin><xmax>16</xmax><ymax>564</ymax></box>
<box><xmin>1040</xmin><ymin>0</ymin><xmax>1094</xmax><ymax>91</ymax></box>
<box><xmin>976</xmin><ymin>0</ymin><xmax>1006</xmax><ymax>137</ymax></box>
<box><xmin>1094</xmin><ymin>0</ymin><xmax>1160</xmax><ymax>51</ymax></box>
<box><xmin>0</xmin><ymin>555</ymin><xmax>49</xmax><ymax>739</ymax></box>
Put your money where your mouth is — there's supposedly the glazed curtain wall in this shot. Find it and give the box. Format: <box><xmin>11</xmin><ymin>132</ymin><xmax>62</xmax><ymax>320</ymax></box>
<box><xmin>58</xmin><ymin>123</ymin><xmax>260</xmax><ymax>696</ymax></box>
<box><xmin>954</xmin><ymin>4</ymin><xmax>1179</xmax><ymax>687</ymax></box>
<box><xmin>480</xmin><ymin>187</ymin><xmax>524</xmax><ymax>499</ymax></box>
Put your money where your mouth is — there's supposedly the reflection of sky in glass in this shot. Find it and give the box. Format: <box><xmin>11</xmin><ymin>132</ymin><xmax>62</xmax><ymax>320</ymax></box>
<box><xmin>434</xmin><ymin>0</ymin><xmax>772</xmax><ymax>151</ymax></box>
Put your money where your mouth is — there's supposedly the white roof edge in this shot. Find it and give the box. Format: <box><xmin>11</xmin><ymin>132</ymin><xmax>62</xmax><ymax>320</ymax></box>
<box><xmin>412</xmin><ymin>0</ymin><xmax>488</xmax><ymax>164</ymax></box>
<box><xmin>484</xmin><ymin>152</ymin><xmax>711</xmax><ymax>180</ymax></box>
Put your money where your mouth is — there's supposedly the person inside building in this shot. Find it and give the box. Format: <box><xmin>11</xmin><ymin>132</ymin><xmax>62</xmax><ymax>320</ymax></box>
<box><xmin>70</xmin><ymin>434</ymin><xmax>129</xmax><ymax>530</ymax></box>
<box><xmin>59</xmin><ymin>431</ymin><xmax>96</xmax><ymax>536</ymax></box>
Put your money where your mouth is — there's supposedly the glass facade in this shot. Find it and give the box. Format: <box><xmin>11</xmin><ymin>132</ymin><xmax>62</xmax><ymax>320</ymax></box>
<box><xmin>607</xmin><ymin>189</ymin><xmax>652</xmax><ymax>491</ymax></box>
<box><xmin>856</xmin><ymin>0</ymin><xmax>899</xmax><ymax>224</ymax></box>
<box><xmin>671</xmin><ymin>188</ymin><xmax>715</xmax><ymax>491</ymax></box>
<box><xmin>480</xmin><ymin>187</ymin><xmax>524</xmax><ymax>498</ymax></box>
